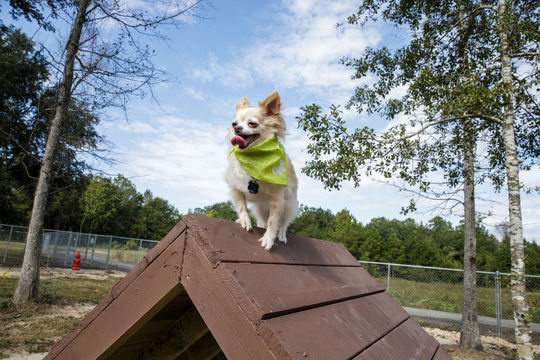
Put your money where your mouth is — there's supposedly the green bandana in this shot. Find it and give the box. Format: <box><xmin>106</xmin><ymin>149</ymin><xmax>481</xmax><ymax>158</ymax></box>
<box><xmin>230</xmin><ymin>135</ymin><xmax>287</xmax><ymax>186</ymax></box>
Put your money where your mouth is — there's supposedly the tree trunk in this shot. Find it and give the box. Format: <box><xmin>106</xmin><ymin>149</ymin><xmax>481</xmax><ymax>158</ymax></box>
<box><xmin>13</xmin><ymin>0</ymin><xmax>91</xmax><ymax>305</ymax></box>
<box><xmin>498</xmin><ymin>0</ymin><xmax>533</xmax><ymax>358</ymax></box>
<box><xmin>456</xmin><ymin>0</ymin><xmax>483</xmax><ymax>349</ymax></box>
<box><xmin>460</xmin><ymin>118</ymin><xmax>483</xmax><ymax>350</ymax></box>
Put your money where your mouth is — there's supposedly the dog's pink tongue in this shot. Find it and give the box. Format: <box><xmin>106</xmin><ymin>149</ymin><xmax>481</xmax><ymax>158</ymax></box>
<box><xmin>231</xmin><ymin>135</ymin><xmax>246</xmax><ymax>147</ymax></box>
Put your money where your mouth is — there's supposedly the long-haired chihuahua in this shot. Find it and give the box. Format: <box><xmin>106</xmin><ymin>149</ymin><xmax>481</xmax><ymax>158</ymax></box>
<box><xmin>226</xmin><ymin>91</ymin><xmax>298</xmax><ymax>250</ymax></box>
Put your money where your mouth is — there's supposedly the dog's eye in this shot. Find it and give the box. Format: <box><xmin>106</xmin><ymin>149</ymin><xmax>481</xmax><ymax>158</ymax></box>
<box><xmin>248</xmin><ymin>121</ymin><xmax>258</xmax><ymax>128</ymax></box>
<box><xmin>232</xmin><ymin>121</ymin><xmax>238</xmax><ymax>127</ymax></box>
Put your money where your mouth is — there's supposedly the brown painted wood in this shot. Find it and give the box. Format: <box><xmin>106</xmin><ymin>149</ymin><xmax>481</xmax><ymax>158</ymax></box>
<box><xmin>185</xmin><ymin>214</ymin><xmax>361</xmax><ymax>266</ymax></box>
<box><xmin>352</xmin><ymin>318</ymin><xmax>440</xmax><ymax>360</ymax></box>
<box><xmin>46</xmin><ymin>215</ymin><xmax>450</xmax><ymax>360</ymax></box>
<box><xmin>141</xmin><ymin>306</ymin><xmax>209</xmax><ymax>360</ymax></box>
<box><xmin>45</xmin><ymin>223</ymin><xmax>187</xmax><ymax>360</ymax></box>
<box><xmin>263</xmin><ymin>291</ymin><xmax>409</xmax><ymax>360</ymax></box>
<box><xmin>211</xmin><ymin>352</ymin><xmax>227</xmax><ymax>360</ymax></box>
<box><xmin>180</xmin><ymin>236</ymin><xmax>278</xmax><ymax>360</ymax></box>
<box><xmin>50</xmin><ymin>231</ymin><xmax>187</xmax><ymax>360</ymax></box>
<box><xmin>176</xmin><ymin>331</ymin><xmax>222</xmax><ymax>360</ymax></box>
<box><xmin>44</xmin><ymin>292</ymin><xmax>114</xmax><ymax>360</ymax></box>
<box><xmin>116</xmin><ymin>294</ymin><xmax>193</xmax><ymax>355</ymax></box>
<box><xmin>218</xmin><ymin>262</ymin><xmax>384</xmax><ymax>320</ymax></box>
<box><xmin>432</xmin><ymin>345</ymin><xmax>453</xmax><ymax>360</ymax></box>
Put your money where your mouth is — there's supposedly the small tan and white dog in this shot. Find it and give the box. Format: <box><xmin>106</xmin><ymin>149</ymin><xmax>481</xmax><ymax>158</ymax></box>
<box><xmin>226</xmin><ymin>91</ymin><xmax>298</xmax><ymax>250</ymax></box>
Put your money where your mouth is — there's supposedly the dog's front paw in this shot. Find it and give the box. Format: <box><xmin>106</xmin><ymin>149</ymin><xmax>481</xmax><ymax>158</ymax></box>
<box><xmin>236</xmin><ymin>214</ymin><xmax>252</xmax><ymax>231</ymax></box>
<box><xmin>259</xmin><ymin>233</ymin><xmax>275</xmax><ymax>251</ymax></box>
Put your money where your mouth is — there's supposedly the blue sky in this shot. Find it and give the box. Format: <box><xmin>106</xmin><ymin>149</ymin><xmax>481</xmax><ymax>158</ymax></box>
<box><xmin>4</xmin><ymin>0</ymin><xmax>540</xmax><ymax>242</ymax></box>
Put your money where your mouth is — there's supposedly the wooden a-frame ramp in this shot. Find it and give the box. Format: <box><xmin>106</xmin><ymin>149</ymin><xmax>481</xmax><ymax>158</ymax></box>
<box><xmin>45</xmin><ymin>214</ymin><xmax>451</xmax><ymax>360</ymax></box>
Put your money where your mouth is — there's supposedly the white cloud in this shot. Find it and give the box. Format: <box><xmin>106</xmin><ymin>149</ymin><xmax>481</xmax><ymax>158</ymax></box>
<box><xmin>95</xmin><ymin>0</ymin><xmax>540</xmax><ymax>244</ymax></box>
<box><xmin>105</xmin><ymin>112</ymin><xmax>230</xmax><ymax>208</ymax></box>
<box><xmin>184</xmin><ymin>87</ymin><xmax>205</xmax><ymax>101</ymax></box>
<box><xmin>118</xmin><ymin>121</ymin><xmax>160</xmax><ymax>134</ymax></box>
<box><xmin>191</xmin><ymin>0</ymin><xmax>381</xmax><ymax>100</ymax></box>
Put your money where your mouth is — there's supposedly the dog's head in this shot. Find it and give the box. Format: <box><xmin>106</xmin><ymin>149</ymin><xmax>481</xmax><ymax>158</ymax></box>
<box><xmin>229</xmin><ymin>91</ymin><xmax>286</xmax><ymax>149</ymax></box>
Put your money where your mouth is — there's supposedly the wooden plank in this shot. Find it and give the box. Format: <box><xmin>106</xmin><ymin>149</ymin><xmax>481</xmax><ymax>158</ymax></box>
<box><xmin>141</xmin><ymin>306</ymin><xmax>209</xmax><ymax>360</ymax></box>
<box><xmin>44</xmin><ymin>293</ymin><xmax>114</xmax><ymax>360</ymax></box>
<box><xmin>180</xmin><ymin>236</ymin><xmax>279</xmax><ymax>360</ymax></box>
<box><xmin>176</xmin><ymin>331</ymin><xmax>222</xmax><ymax>360</ymax></box>
<box><xmin>119</xmin><ymin>320</ymin><xmax>175</xmax><ymax>346</ymax></box>
<box><xmin>116</xmin><ymin>294</ymin><xmax>192</xmax><ymax>349</ymax></box>
<box><xmin>185</xmin><ymin>214</ymin><xmax>361</xmax><ymax>266</ymax></box>
<box><xmin>218</xmin><ymin>262</ymin><xmax>384</xmax><ymax>320</ymax></box>
<box><xmin>432</xmin><ymin>345</ymin><xmax>452</xmax><ymax>360</ymax></box>
<box><xmin>45</xmin><ymin>223</ymin><xmax>187</xmax><ymax>360</ymax></box>
<box><xmin>211</xmin><ymin>352</ymin><xmax>227</xmax><ymax>360</ymax></box>
<box><xmin>145</xmin><ymin>221</ymin><xmax>187</xmax><ymax>264</ymax></box>
<box><xmin>352</xmin><ymin>318</ymin><xmax>439</xmax><ymax>360</ymax></box>
<box><xmin>263</xmin><ymin>291</ymin><xmax>410</xmax><ymax>360</ymax></box>
<box><xmin>50</xmin><ymin>232</ymin><xmax>187</xmax><ymax>360</ymax></box>
<box><xmin>147</xmin><ymin>293</ymin><xmax>192</xmax><ymax>321</ymax></box>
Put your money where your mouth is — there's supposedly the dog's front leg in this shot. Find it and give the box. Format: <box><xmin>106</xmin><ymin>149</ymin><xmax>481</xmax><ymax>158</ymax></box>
<box><xmin>231</xmin><ymin>188</ymin><xmax>252</xmax><ymax>231</ymax></box>
<box><xmin>259</xmin><ymin>200</ymin><xmax>285</xmax><ymax>250</ymax></box>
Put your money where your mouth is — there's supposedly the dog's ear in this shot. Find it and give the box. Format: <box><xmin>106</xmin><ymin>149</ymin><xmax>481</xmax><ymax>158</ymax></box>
<box><xmin>236</xmin><ymin>97</ymin><xmax>250</xmax><ymax>112</ymax></box>
<box><xmin>258</xmin><ymin>91</ymin><xmax>280</xmax><ymax>116</ymax></box>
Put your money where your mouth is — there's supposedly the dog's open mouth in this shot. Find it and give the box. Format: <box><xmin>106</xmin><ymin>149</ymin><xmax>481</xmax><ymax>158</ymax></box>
<box><xmin>231</xmin><ymin>134</ymin><xmax>259</xmax><ymax>149</ymax></box>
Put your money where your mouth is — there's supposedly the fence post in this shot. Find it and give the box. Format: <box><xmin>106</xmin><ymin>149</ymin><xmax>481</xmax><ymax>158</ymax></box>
<box><xmin>106</xmin><ymin>235</ymin><xmax>113</xmax><ymax>271</ymax></box>
<box><xmin>495</xmin><ymin>271</ymin><xmax>502</xmax><ymax>338</ymax></box>
<box><xmin>387</xmin><ymin>263</ymin><xmax>391</xmax><ymax>293</ymax></box>
<box><xmin>2</xmin><ymin>225</ymin><xmax>14</xmax><ymax>264</ymax></box>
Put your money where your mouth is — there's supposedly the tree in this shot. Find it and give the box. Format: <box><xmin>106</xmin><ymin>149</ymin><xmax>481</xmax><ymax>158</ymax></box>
<box><xmin>493</xmin><ymin>0</ymin><xmax>537</xmax><ymax>356</ymax></box>
<box><xmin>138</xmin><ymin>190</ymin><xmax>181</xmax><ymax>240</ymax></box>
<box><xmin>297</xmin><ymin>0</ymin><xmax>538</xmax><ymax>355</ymax></box>
<box><xmin>327</xmin><ymin>210</ymin><xmax>363</xmax><ymax>253</ymax></box>
<box><xmin>193</xmin><ymin>201</ymin><xmax>238</xmax><ymax>222</ymax></box>
<box><xmin>1</xmin><ymin>0</ymin><xmax>64</xmax><ymax>31</ymax></box>
<box><xmin>0</xmin><ymin>25</ymin><xmax>103</xmax><ymax>230</ymax></box>
<box><xmin>288</xmin><ymin>205</ymin><xmax>336</xmax><ymax>240</ymax></box>
<box><xmin>12</xmin><ymin>0</ymin><xmax>204</xmax><ymax>305</ymax></box>
<box><xmin>0</xmin><ymin>25</ymin><xmax>48</xmax><ymax>223</ymax></box>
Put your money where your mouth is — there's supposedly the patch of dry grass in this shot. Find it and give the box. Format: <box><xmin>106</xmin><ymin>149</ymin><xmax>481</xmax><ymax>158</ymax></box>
<box><xmin>0</xmin><ymin>271</ymin><xmax>121</xmax><ymax>354</ymax></box>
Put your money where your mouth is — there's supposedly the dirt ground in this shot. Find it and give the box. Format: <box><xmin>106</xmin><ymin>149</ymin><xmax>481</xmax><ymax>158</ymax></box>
<box><xmin>1</xmin><ymin>268</ymin><xmax>538</xmax><ymax>359</ymax></box>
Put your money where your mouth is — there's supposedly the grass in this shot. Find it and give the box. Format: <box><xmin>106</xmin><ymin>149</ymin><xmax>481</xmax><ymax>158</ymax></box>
<box><xmin>372</xmin><ymin>276</ymin><xmax>540</xmax><ymax>322</ymax></box>
<box><xmin>0</xmin><ymin>273</ymin><xmax>120</xmax><ymax>354</ymax></box>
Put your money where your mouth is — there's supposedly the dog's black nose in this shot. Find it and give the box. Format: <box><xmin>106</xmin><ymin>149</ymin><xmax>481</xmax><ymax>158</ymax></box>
<box><xmin>234</xmin><ymin>125</ymin><xmax>243</xmax><ymax>133</ymax></box>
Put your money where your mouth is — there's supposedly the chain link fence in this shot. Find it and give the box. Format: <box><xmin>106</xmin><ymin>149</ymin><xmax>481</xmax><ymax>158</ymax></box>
<box><xmin>2</xmin><ymin>223</ymin><xmax>539</xmax><ymax>344</ymax></box>
<box><xmin>359</xmin><ymin>260</ymin><xmax>540</xmax><ymax>344</ymax></box>
<box><xmin>0</xmin><ymin>224</ymin><xmax>159</xmax><ymax>271</ymax></box>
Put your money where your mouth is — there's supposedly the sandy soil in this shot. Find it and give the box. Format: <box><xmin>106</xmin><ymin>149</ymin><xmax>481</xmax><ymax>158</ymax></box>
<box><xmin>426</xmin><ymin>327</ymin><xmax>540</xmax><ymax>359</ymax></box>
<box><xmin>1</xmin><ymin>267</ymin><xmax>537</xmax><ymax>359</ymax></box>
<box><xmin>1</xmin><ymin>266</ymin><xmax>126</xmax><ymax>281</ymax></box>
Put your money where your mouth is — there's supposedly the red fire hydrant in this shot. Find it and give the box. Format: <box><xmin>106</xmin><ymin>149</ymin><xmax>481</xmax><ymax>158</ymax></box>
<box><xmin>72</xmin><ymin>252</ymin><xmax>81</xmax><ymax>271</ymax></box>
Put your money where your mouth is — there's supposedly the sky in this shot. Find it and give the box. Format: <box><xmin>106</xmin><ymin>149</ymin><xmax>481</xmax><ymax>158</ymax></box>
<box><xmin>4</xmin><ymin>0</ymin><xmax>540</xmax><ymax>242</ymax></box>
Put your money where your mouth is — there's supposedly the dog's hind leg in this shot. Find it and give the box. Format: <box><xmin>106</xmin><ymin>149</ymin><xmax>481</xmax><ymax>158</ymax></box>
<box><xmin>254</xmin><ymin>203</ymin><xmax>269</xmax><ymax>228</ymax></box>
<box><xmin>277</xmin><ymin>200</ymin><xmax>298</xmax><ymax>243</ymax></box>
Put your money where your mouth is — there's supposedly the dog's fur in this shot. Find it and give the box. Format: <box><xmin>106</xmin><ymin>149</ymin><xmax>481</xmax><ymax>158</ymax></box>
<box><xmin>226</xmin><ymin>91</ymin><xmax>298</xmax><ymax>250</ymax></box>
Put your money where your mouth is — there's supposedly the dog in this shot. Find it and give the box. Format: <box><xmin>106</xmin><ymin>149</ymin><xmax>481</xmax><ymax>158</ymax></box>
<box><xmin>226</xmin><ymin>91</ymin><xmax>298</xmax><ymax>250</ymax></box>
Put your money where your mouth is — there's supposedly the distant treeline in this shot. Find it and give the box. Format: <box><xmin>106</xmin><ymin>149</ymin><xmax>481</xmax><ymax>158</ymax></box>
<box><xmin>194</xmin><ymin>202</ymin><xmax>540</xmax><ymax>275</ymax></box>
<box><xmin>1</xmin><ymin>174</ymin><xmax>181</xmax><ymax>241</ymax></box>
<box><xmin>2</xmin><ymin>174</ymin><xmax>539</xmax><ymax>274</ymax></box>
